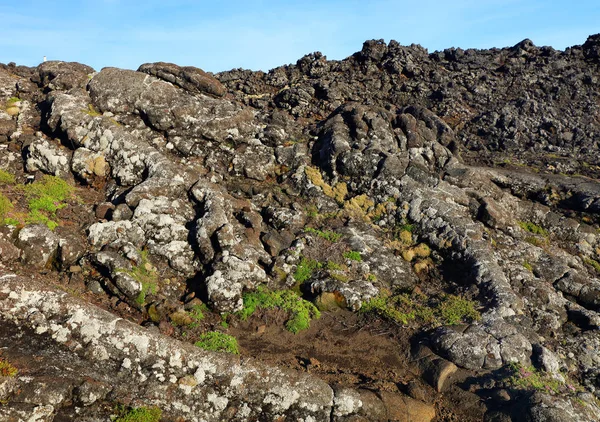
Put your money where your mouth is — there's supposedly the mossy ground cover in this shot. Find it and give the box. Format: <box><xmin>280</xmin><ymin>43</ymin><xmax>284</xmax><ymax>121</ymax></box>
<box><xmin>503</xmin><ymin>362</ymin><xmax>579</xmax><ymax>396</ymax></box>
<box><xmin>0</xmin><ymin>169</ymin><xmax>16</xmax><ymax>185</ymax></box>
<box><xmin>304</xmin><ymin>227</ymin><xmax>341</xmax><ymax>242</ymax></box>
<box><xmin>518</xmin><ymin>221</ymin><xmax>549</xmax><ymax>237</ymax></box>
<box><xmin>114</xmin><ymin>405</ymin><xmax>162</xmax><ymax>422</ymax></box>
<box><xmin>343</xmin><ymin>250</ymin><xmax>362</xmax><ymax>262</ymax></box>
<box><xmin>360</xmin><ymin>290</ymin><xmax>480</xmax><ymax>327</ymax></box>
<box><xmin>194</xmin><ymin>331</ymin><xmax>239</xmax><ymax>354</ymax></box>
<box><xmin>237</xmin><ymin>286</ymin><xmax>321</xmax><ymax>333</ymax></box>
<box><xmin>0</xmin><ymin>173</ymin><xmax>77</xmax><ymax>230</ymax></box>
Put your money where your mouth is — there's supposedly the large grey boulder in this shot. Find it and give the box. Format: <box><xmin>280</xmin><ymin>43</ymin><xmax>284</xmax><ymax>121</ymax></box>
<box><xmin>15</xmin><ymin>224</ymin><xmax>59</xmax><ymax>269</ymax></box>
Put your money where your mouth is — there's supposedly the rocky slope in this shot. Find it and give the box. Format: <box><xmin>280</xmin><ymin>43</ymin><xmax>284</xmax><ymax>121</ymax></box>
<box><xmin>0</xmin><ymin>34</ymin><xmax>599</xmax><ymax>421</ymax></box>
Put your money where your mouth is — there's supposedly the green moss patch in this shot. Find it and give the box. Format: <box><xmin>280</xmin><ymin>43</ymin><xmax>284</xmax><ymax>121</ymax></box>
<box><xmin>238</xmin><ymin>286</ymin><xmax>321</xmax><ymax>333</ymax></box>
<box><xmin>503</xmin><ymin>362</ymin><xmax>579</xmax><ymax>395</ymax></box>
<box><xmin>0</xmin><ymin>169</ymin><xmax>16</xmax><ymax>185</ymax></box>
<box><xmin>0</xmin><ymin>193</ymin><xmax>13</xmax><ymax>224</ymax></box>
<box><xmin>194</xmin><ymin>331</ymin><xmax>239</xmax><ymax>354</ymax></box>
<box><xmin>115</xmin><ymin>406</ymin><xmax>162</xmax><ymax>422</ymax></box>
<box><xmin>584</xmin><ymin>257</ymin><xmax>600</xmax><ymax>273</ymax></box>
<box><xmin>343</xmin><ymin>251</ymin><xmax>362</xmax><ymax>262</ymax></box>
<box><xmin>304</xmin><ymin>227</ymin><xmax>342</xmax><ymax>242</ymax></box>
<box><xmin>361</xmin><ymin>291</ymin><xmax>480</xmax><ymax>327</ymax></box>
<box><xmin>293</xmin><ymin>257</ymin><xmax>321</xmax><ymax>284</ymax></box>
<box><xmin>15</xmin><ymin>175</ymin><xmax>76</xmax><ymax>230</ymax></box>
<box><xmin>518</xmin><ymin>221</ymin><xmax>549</xmax><ymax>237</ymax></box>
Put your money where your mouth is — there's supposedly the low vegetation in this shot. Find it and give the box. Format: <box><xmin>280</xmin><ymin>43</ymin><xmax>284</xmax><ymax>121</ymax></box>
<box><xmin>305</xmin><ymin>166</ymin><xmax>347</xmax><ymax>204</ymax></box>
<box><xmin>238</xmin><ymin>286</ymin><xmax>321</xmax><ymax>333</ymax></box>
<box><xmin>360</xmin><ymin>290</ymin><xmax>480</xmax><ymax>327</ymax></box>
<box><xmin>82</xmin><ymin>103</ymin><xmax>102</xmax><ymax>117</ymax></box>
<box><xmin>0</xmin><ymin>193</ymin><xmax>13</xmax><ymax>224</ymax></box>
<box><xmin>518</xmin><ymin>221</ymin><xmax>549</xmax><ymax>237</ymax></box>
<box><xmin>0</xmin><ymin>357</ymin><xmax>18</xmax><ymax>377</ymax></box>
<box><xmin>343</xmin><ymin>250</ymin><xmax>362</xmax><ymax>262</ymax></box>
<box><xmin>304</xmin><ymin>227</ymin><xmax>342</xmax><ymax>242</ymax></box>
<box><xmin>118</xmin><ymin>250</ymin><xmax>158</xmax><ymax>306</ymax></box>
<box><xmin>504</xmin><ymin>362</ymin><xmax>576</xmax><ymax>395</ymax></box>
<box><xmin>114</xmin><ymin>405</ymin><xmax>162</xmax><ymax>422</ymax></box>
<box><xmin>0</xmin><ymin>169</ymin><xmax>16</xmax><ymax>185</ymax></box>
<box><xmin>1</xmin><ymin>174</ymin><xmax>77</xmax><ymax>230</ymax></box>
<box><xmin>23</xmin><ymin>175</ymin><xmax>76</xmax><ymax>230</ymax></box>
<box><xmin>194</xmin><ymin>331</ymin><xmax>239</xmax><ymax>354</ymax></box>
<box><xmin>293</xmin><ymin>257</ymin><xmax>321</xmax><ymax>284</ymax></box>
<box><xmin>584</xmin><ymin>257</ymin><xmax>600</xmax><ymax>273</ymax></box>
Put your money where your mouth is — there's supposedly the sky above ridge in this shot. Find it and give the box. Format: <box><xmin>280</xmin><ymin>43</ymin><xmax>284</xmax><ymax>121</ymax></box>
<box><xmin>1</xmin><ymin>1</ymin><xmax>598</xmax><ymax>73</ymax></box>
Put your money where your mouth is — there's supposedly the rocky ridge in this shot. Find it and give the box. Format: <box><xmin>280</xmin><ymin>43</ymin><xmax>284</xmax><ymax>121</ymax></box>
<box><xmin>0</xmin><ymin>34</ymin><xmax>599</xmax><ymax>421</ymax></box>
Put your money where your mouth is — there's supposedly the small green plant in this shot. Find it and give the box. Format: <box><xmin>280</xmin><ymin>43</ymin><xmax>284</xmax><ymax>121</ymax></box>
<box><xmin>523</xmin><ymin>260</ymin><xmax>533</xmax><ymax>272</ymax></box>
<box><xmin>361</xmin><ymin>292</ymin><xmax>480</xmax><ymax>327</ymax></box>
<box><xmin>438</xmin><ymin>295</ymin><xmax>481</xmax><ymax>325</ymax></box>
<box><xmin>114</xmin><ymin>405</ymin><xmax>162</xmax><ymax>422</ymax></box>
<box><xmin>304</xmin><ymin>227</ymin><xmax>342</xmax><ymax>242</ymax></box>
<box><xmin>238</xmin><ymin>286</ymin><xmax>321</xmax><ymax>333</ymax></box>
<box><xmin>6</xmin><ymin>97</ymin><xmax>19</xmax><ymax>106</ymax></box>
<box><xmin>21</xmin><ymin>175</ymin><xmax>75</xmax><ymax>230</ymax></box>
<box><xmin>518</xmin><ymin>221</ymin><xmax>549</xmax><ymax>237</ymax></box>
<box><xmin>325</xmin><ymin>260</ymin><xmax>343</xmax><ymax>271</ymax></box>
<box><xmin>306</xmin><ymin>205</ymin><xmax>319</xmax><ymax>218</ymax></box>
<box><xmin>0</xmin><ymin>193</ymin><xmax>13</xmax><ymax>223</ymax></box>
<box><xmin>188</xmin><ymin>304</ymin><xmax>207</xmax><ymax>328</ymax></box>
<box><xmin>0</xmin><ymin>357</ymin><xmax>18</xmax><ymax>377</ymax></box>
<box><xmin>0</xmin><ymin>169</ymin><xmax>16</xmax><ymax>185</ymax></box>
<box><xmin>118</xmin><ymin>250</ymin><xmax>158</xmax><ymax>305</ymax></box>
<box><xmin>584</xmin><ymin>258</ymin><xmax>600</xmax><ymax>273</ymax></box>
<box><xmin>505</xmin><ymin>362</ymin><xmax>575</xmax><ymax>395</ymax></box>
<box><xmin>195</xmin><ymin>331</ymin><xmax>239</xmax><ymax>354</ymax></box>
<box><xmin>3</xmin><ymin>217</ymin><xmax>19</xmax><ymax>226</ymax></box>
<box><xmin>293</xmin><ymin>257</ymin><xmax>322</xmax><ymax>284</ymax></box>
<box><xmin>366</xmin><ymin>273</ymin><xmax>377</xmax><ymax>282</ymax></box>
<box><xmin>360</xmin><ymin>293</ymin><xmax>418</xmax><ymax>325</ymax></box>
<box><xmin>343</xmin><ymin>251</ymin><xmax>362</xmax><ymax>262</ymax></box>
<box><xmin>220</xmin><ymin>313</ymin><xmax>229</xmax><ymax>328</ymax></box>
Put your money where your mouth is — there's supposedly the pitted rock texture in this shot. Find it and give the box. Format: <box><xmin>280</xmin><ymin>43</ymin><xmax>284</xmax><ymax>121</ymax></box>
<box><xmin>0</xmin><ymin>35</ymin><xmax>600</xmax><ymax>421</ymax></box>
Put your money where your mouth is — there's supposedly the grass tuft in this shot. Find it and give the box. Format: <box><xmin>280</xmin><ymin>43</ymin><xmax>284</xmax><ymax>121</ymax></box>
<box><xmin>115</xmin><ymin>406</ymin><xmax>162</xmax><ymax>422</ymax></box>
<box><xmin>21</xmin><ymin>175</ymin><xmax>75</xmax><ymax>230</ymax></box>
<box><xmin>361</xmin><ymin>291</ymin><xmax>480</xmax><ymax>327</ymax></box>
<box><xmin>0</xmin><ymin>169</ymin><xmax>16</xmax><ymax>185</ymax></box>
<box><xmin>584</xmin><ymin>257</ymin><xmax>600</xmax><ymax>273</ymax></box>
<box><xmin>0</xmin><ymin>193</ymin><xmax>13</xmax><ymax>223</ymax></box>
<box><xmin>194</xmin><ymin>331</ymin><xmax>239</xmax><ymax>354</ymax></box>
<box><xmin>304</xmin><ymin>227</ymin><xmax>342</xmax><ymax>243</ymax></box>
<box><xmin>518</xmin><ymin>221</ymin><xmax>549</xmax><ymax>237</ymax></box>
<box><xmin>238</xmin><ymin>286</ymin><xmax>321</xmax><ymax>333</ymax></box>
<box><xmin>293</xmin><ymin>257</ymin><xmax>321</xmax><ymax>284</ymax></box>
<box><xmin>343</xmin><ymin>251</ymin><xmax>362</xmax><ymax>262</ymax></box>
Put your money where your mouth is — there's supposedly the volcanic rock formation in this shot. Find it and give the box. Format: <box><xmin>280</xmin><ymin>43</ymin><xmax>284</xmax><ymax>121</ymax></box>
<box><xmin>0</xmin><ymin>34</ymin><xmax>600</xmax><ymax>421</ymax></box>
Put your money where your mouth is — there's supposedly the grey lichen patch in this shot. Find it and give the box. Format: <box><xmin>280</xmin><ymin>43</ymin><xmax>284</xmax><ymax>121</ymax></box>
<box><xmin>0</xmin><ymin>272</ymin><xmax>336</xmax><ymax>421</ymax></box>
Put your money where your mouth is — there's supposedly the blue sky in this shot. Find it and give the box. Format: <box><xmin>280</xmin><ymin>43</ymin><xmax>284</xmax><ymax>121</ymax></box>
<box><xmin>1</xmin><ymin>1</ymin><xmax>598</xmax><ymax>73</ymax></box>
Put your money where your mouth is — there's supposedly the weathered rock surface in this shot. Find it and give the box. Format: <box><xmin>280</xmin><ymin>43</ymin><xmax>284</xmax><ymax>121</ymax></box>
<box><xmin>1</xmin><ymin>33</ymin><xmax>600</xmax><ymax>421</ymax></box>
<box><xmin>0</xmin><ymin>272</ymin><xmax>433</xmax><ymax>421</ymax></box>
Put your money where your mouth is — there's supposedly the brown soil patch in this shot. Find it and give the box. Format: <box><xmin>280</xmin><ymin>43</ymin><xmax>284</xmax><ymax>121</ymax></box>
<box><xmin>229</xmin><ymin>309</ymin><xmax>486</xmax><ymax>422</ymax></box>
